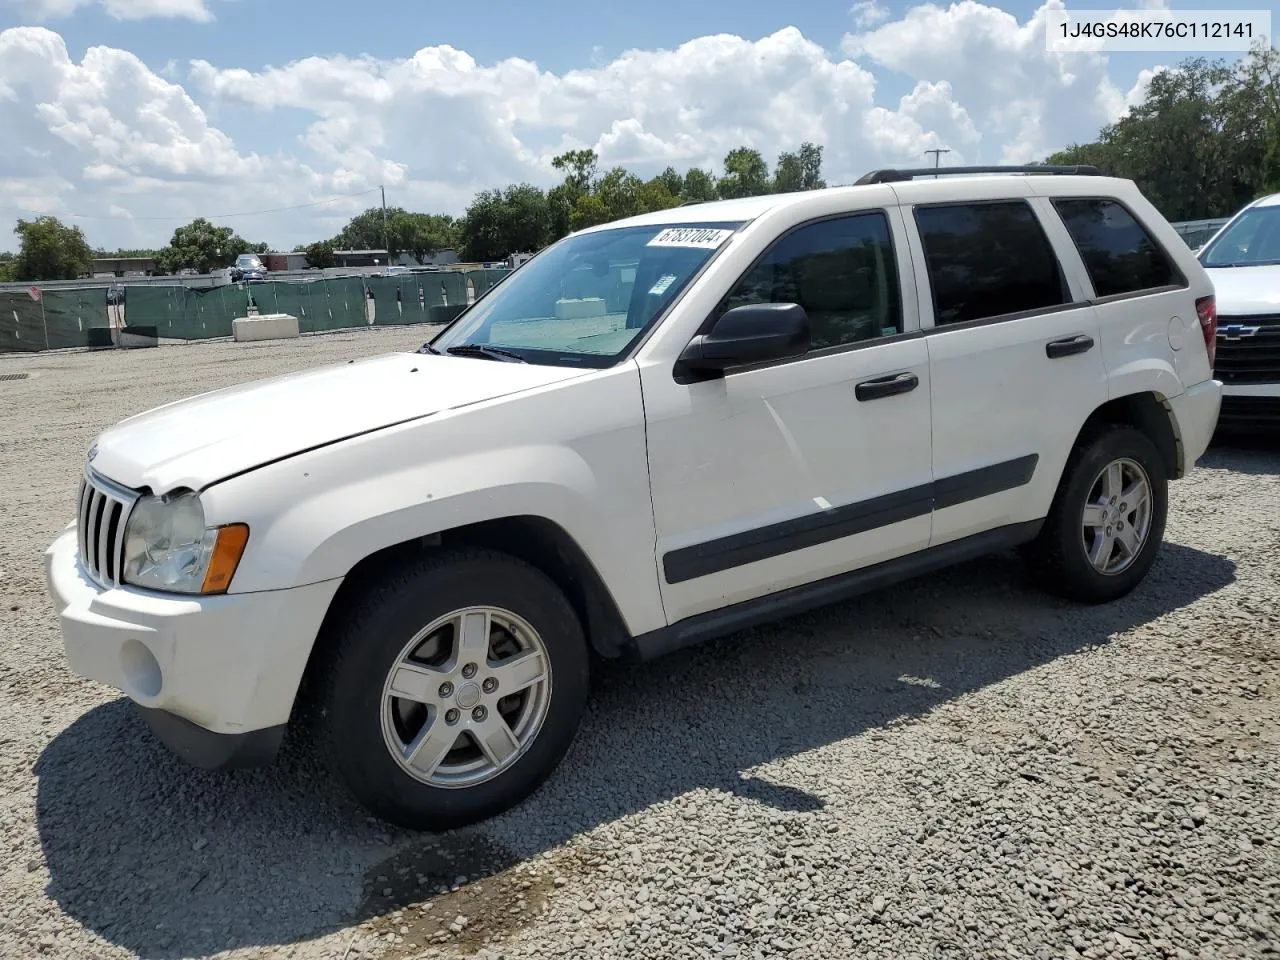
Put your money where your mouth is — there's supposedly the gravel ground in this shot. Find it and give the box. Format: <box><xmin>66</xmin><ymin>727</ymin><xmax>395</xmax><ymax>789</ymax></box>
<box><xmin>0</xmin><ymin>330</ymin><xmax>1276</xmax><ymax>960</ymax></box>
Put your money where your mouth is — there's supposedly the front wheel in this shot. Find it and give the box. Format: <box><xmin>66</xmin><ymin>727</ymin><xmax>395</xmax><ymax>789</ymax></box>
<box><xmin>312</xmin><ymin>549</ymin><xmax>590</xmax><ymax>830</ymax></box>
<box><xmin>1022</xmin><ymin>423</ymin><xmax>1169</xmax><ymax>604</ymax></box>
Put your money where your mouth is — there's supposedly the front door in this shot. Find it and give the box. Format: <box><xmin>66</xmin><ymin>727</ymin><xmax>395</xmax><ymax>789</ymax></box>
<box><xmin>640</xmin><ymin>208</ymin><xmax>936</xmax><ymax>624</ymax></box>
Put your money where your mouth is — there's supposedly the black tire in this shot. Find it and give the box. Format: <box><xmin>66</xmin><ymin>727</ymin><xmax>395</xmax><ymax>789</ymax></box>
<box><xmin>1022</xmin><ymin>423</ymin><xmax>1169</xmax><ymax>604</ymax></box>
<box><xmin>311</xmin><ymin>548</ymin><xmax>589</xmax><ymax>830</ymax></box>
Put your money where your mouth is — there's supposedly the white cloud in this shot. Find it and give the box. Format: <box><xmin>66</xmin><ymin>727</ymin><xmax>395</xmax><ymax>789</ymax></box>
<box><xmin>1</xmin><ymin>0</ymin><xmax>213</xmax><ymax>20</ymax></box>
<box><xmin>851</xmin><ymin>0</ymin><xmax>891</xmax><ymax>30</ymax></box>
<box><xmin>841</xmin><ymin>0</ymin><xmax>1138</xmax><ymax>163</ymax></box>
<box><xmin>0</xmin><ymin>4</ymin><xmax>1168</xmax><ymax>250</ymax></box>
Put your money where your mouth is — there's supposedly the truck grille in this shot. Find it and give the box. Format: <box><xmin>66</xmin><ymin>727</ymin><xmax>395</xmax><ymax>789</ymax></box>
<box><xmin>1214</xmin><ymin>314</ymin><xmax>1280</xmax><ymax>385</ymax></box>
<box><xmin>77</xmin><ymin>470</ymin><xmax>139</xmax><ymax>588</ymax></box>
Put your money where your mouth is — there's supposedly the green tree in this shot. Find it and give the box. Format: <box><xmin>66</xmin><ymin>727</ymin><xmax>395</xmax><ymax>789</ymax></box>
<box><xmin>334</xmin><ymin>205</ymin><xmax>403</xmax><ymax>251</ymax></box>
<box><xmin>387</xmin><ymin>211</ymin><xmax>457</xmax><ymax>262</ymax></box>
<box><xmin>682</xmin><ymin>167</ymin><xmax>718</xmax><ymax>202</ymax></box>
<box><xmin>457</xmin><ymin>184</ymin><xmax>552</xmax><ymax>261</ymax></box>
<box><xmin>304</xmin><ymin>239</ymin><xmax>336</xmax><ymax>268</ymax></box>
<box><xmin>156</xmin><ymin>218</ymin><xmax>253</xmax><ymax>274</ymax></box>
<box><xmin>548</xmin><ymin>149</ymin><xmax>600</xmax><ymax>241</ymax></box>
<box><xmin>551</xmin><ymin>149</ymin><xmax>598</xmax><ymax>192</ymax></box>
<box><xmin>0</xmin><ymin>251</ymin><xmax>16</xmax><ymax>283</ymax></box>
<box><xmin>773</xmin><ymin>142</ymin><xmax>826</xmax><ymax>193</ymax></box>
<box><xmin>654</xmin><ymin>166</ymin><xmax>685</xmax><ymax>199</ymax></box>
<box><xmin>717</xmin><ymin>147</ymin><xmax>771</xmax><ymax>199</ymax></box>
<box><xmin>1043</xmin><ymin>46</ymin><xmax>1280</xmax><ymax>220</ymax></box>
<box><xmin>12</xmin><ymin>216</ymin><xmax>93</xmax><ymax>281</ymax></box>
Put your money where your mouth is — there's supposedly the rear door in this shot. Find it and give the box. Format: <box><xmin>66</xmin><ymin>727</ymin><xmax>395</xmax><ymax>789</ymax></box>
<box><xmin>901</xmin><ymin>194</ymin><xmax>1109</xmax><ymax>546</ymax></box>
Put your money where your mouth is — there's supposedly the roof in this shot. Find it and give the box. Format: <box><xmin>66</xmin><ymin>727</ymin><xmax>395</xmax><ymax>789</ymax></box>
<box><xmin>1250</xmin><ymin>192</ymin><xmax>1280</xmax><ymax>209</ymax></box>
<box><xmin>579</xmin><ymin>171</ymin><xmax>1137</xmax><ymax>235</ymax></box>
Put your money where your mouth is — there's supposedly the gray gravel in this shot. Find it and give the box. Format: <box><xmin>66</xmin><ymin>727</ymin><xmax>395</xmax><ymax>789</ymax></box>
<box><xmin>0</xmin><ymin>330</ymin><xmax>1276</xmax><ymax>960</ymax></box>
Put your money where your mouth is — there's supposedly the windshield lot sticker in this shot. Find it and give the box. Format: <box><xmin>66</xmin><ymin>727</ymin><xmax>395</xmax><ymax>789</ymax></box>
<box><xmin>649</xmin><ymin>274</ymin><xmax>678</xmax><ymax>296</ymax></box>
<box><xmin>647</xmin><ymin>228</ymin><xmax>734</xmax><ymax>249</ymax></box>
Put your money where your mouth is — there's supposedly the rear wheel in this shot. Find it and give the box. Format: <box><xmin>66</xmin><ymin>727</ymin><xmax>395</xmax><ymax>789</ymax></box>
<box><xmin>1022</xmin><ymin>423</ymin><xmax>1168</xmax><ymax>603</ymax></box>
<box><xmin>312</xmin><ymin>549</ymin><xmax>589</xmax><ymax>830</ymax></box>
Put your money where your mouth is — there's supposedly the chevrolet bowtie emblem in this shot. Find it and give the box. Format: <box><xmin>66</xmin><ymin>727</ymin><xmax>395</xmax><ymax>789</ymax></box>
<box><xmin>1219</xmin><ymin>324</ymin><xmax>1261</xmax><ymax>341</ymax></box>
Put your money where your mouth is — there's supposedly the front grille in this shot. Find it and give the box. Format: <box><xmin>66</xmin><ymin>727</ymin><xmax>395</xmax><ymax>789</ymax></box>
<box><xmin>1214</xmin><ymin>314</ymin><xmax>1280</xmax><ymax>385</ymax></box>
<box><xmin>77</xmin><ymin>470</ymin><xmax>139</xmax><ymax>588</ymax></box>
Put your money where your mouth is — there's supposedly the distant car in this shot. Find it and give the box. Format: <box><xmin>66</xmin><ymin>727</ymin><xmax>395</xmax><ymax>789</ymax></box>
<box><xmin>381</xmin><ymin>265</ymin><xmax>411</xmax><ymax>277</ymax></box>
<box><xmin>1197</xmin><ymin>193</ymin><xmax>1280</xmax><ymax>432</ymax></box>
<box><xmin>230</xmin><ymin>254</ymin><xmax>268</xmax><ymax>283</ymax></box>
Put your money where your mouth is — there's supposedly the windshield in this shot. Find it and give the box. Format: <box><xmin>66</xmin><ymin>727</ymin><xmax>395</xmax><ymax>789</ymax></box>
<box><xmin>428</xmin><ymin>221</ymin><xmax>744</xmax><ymax>366</ymax></box>
<box><xmin>1198</xmin><ymin>205</ymin><xmax>1280</xmax><ymax>267</ymax></box>
<box><xmin>237</xmin><ymin>255</ymin><xmax>263</xmax><ymax>269</ymax></box>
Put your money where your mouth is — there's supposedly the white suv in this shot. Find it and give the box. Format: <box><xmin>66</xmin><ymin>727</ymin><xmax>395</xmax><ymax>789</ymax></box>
<box><xmin>45</xmin><ymin>166</ymin><xmax>1222</xmax><ymax>830</ymax></box>
<box><xmin>1196</xmin><ymin>192</ymin><xmax>1280</xmax><ymax>432</ymax></box>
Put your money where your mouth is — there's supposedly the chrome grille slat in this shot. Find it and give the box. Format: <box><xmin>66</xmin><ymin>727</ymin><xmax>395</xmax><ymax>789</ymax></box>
<box><xmin>1215</xmin><ymin>314</ymin><xmax>1280</xmax><ymax>385</ymax></box>
<box><xmin>76</xmin><ymin>469</ymin><xmax>140</xmax><ymax>589</ymax></box>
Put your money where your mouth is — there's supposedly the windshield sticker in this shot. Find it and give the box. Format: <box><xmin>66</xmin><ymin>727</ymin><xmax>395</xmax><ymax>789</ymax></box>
<box><xmin>649</xmin><ymin>274</ymin><xmax>677</xmax><ymax>296</ymax></box>
<box><xmin>646</xmin><ymin>227</ymin><xmax>734</xmax><ymax>249</ymax></box>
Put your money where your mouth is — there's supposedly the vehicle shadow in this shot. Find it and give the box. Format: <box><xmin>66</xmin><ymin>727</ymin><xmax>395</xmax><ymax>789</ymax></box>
<box><xmin>1203</xmin><ymin>431</ymin><xmax>1280</xmax><ymax>474</ymax></box>
<box><xmin>34</xmin><ymin>541</ymin><xmax>1236</xmax><ymax>959</ymax></box>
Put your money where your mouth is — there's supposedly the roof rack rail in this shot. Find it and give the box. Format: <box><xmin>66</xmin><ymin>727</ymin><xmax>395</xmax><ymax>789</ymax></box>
<box><xmin>854</xmin><ymin>164</ymin><xmax>1104</xmax><ymax>185</ymax></box>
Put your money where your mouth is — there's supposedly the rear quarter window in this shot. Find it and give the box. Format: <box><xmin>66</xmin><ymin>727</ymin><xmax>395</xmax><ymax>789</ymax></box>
<box><xmin>1051</xmin><ymin>198</ymin><xmax>1181</xmax><ymax>298</ymax></box>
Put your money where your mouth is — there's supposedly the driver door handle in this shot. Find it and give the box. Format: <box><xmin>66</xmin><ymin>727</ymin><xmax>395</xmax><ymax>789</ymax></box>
<box><xmin>855</xmin><ymin>372</ymin><xmax>919</xmax><ymax>402</ymax></box>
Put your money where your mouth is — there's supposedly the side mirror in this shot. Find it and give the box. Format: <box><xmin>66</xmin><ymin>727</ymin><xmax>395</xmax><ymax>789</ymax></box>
<box><xmin>678</xmin><ymin>302</ymin><xmax>811</xmax><ymax>375</ymax></box>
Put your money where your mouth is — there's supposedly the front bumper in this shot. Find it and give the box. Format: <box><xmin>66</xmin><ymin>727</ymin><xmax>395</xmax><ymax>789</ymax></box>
<box><xmin>44</xmin><ymin>526</ymin><xmax>341</xmax><ymax>767</ymax></box>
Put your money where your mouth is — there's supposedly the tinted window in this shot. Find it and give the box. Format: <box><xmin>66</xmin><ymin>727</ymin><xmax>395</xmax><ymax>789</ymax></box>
<box><xmin>915</xmin><ymin>201</ymin><xmax>1069</xmax><ymax>326</ymax></box>
<box><xmin>1053</xmin><ymin>198</ymin><xmax>1178</xmax><ymax>296</ymax></box>
<box><xmin>723</xmin><ymin>212</ymin><xmax>902</xmax><ymax>351</ymax></box>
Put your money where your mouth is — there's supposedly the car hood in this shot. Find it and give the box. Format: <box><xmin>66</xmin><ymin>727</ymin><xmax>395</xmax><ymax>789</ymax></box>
<box><xmin>89</xmin><ymin>352</ymin><xmax>590</xmax><ymax>493</ymax></box>
<box><xmin>1204</xmin><ymin>263</ymin><xmax>1280</xmax><ymax>315</ymax></box>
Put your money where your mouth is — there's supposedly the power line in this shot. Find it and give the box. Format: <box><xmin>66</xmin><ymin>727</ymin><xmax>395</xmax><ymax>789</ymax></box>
<box><xmin>0</xmin><ymin>186</ymin><xmax>384</xmax><ymax>223</ymax></box>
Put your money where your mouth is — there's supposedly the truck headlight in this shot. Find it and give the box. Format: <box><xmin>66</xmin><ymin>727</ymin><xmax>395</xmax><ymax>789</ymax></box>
<box><xmin>122</xmin><ymin>491</ymin><xmax>249</xmax><ymax>594</ymax></box>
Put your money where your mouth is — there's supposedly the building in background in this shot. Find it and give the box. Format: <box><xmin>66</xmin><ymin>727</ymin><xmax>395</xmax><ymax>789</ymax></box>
<box><xmin>91</xmin><ymin>256</ymin><xmax>158</xmax><ymax>278</ymax></box>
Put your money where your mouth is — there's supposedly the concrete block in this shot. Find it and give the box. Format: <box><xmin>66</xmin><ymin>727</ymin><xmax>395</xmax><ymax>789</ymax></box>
<box><xmin>554</xmin><ymin>298</ymin><xmax>607</xmax><ymax>320</ymax></box>
<box><xmin>233</xmin><ymin>313</ymin><xmax>299</xmax><ymax>342</ymax></box>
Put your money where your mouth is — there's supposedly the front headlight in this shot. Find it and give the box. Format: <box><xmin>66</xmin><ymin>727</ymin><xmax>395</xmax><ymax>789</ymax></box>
<box><xmin>122</xmin><ymin>491</ymin><xmax>249</xmax><ymax>594</ymax></box>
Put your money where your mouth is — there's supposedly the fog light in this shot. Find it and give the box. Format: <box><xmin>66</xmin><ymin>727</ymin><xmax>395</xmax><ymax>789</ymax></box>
<box><xmin>120</xmin><ymin>638</ymin><xmax>162</xmax><ymax>700</ymax></box>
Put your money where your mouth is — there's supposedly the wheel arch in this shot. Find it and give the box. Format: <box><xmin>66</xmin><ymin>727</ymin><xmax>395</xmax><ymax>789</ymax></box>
<box><xmin>295</xmin><ymin>515</ymin><xmax>634</xmax><ymax>718</ymax></box>
<box><xmin>1073</xmin><ymin>390</ymin><xmax>1182</xmax><ymax>478</ymax></box>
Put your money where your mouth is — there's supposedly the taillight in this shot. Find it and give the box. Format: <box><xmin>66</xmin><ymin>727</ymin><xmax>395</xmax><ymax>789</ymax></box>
<box><xmin>1195</xmin><ymin>295</ymin><xmax>1217</xmax><ymax>367</ymax></box>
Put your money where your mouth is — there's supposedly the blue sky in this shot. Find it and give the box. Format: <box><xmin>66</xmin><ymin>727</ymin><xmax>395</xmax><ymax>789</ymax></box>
<box><xmin>0</xmin><ymin>0</ymin><xmax>1271</xmax><ymax>250</ymax></box>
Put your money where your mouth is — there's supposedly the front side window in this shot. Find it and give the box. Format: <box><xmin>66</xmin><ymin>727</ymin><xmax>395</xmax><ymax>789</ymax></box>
<box><xmin>721</xmin><ymin>212</ymin><xmax>903</xmax><ymax>351</ymax></box>
<box><xmin>1198</xmin><ymin>204</ymin><xmax>1280</xmax><ymax>268</ymax></box>
<box><xmin>1052</xmin><ymin>198</ymin><xmax>1178</xmax><ymax>297</ymax></box>
<box><xmin>915</xmin><ymin>201</ymin><xmax>1069</xmax><ymax>326</ymax></box>
<box><xmin>429</xmin><ymin>222</ymin><xmax>744</xmax><ymax>367</ymax></box>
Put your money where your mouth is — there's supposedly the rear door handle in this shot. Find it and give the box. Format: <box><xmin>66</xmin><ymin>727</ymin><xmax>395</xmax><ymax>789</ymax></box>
<box><xmin>1045</xmin><ymin>334</ymin><xmax>1095</xmax><ymax>359</ymax></box>
<box><xmin>855</xmin><ymin>372</ymin><xmax>919</xmax><ymax>401</ymax></box>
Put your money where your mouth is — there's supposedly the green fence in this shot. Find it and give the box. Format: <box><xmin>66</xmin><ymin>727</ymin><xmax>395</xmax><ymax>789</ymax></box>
<box><xmin>0</xmin><ymin>271</ymin><xmax>486</xmax><ymax>354</ymax></box>
<box><xmin>0</xmin><ymin>289</ymin><xmax>51</xmax><ymax>353</ymax></box>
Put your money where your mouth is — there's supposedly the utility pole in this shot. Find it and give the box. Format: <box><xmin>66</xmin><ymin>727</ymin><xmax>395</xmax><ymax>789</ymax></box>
<box><xmin>380</xmin><ymin>185</ymin><xmax>389</xmax><ymax>263</ymax></box>
<box><xmin>924</xmin><ymin>148</ymin><xmax>950</xmax><ymax>178</ymax></box>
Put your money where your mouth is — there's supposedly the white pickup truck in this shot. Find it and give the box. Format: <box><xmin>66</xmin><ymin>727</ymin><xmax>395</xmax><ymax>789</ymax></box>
<box><xmin>46</xmin><ymin>166</ymin><xmax>1222</xmax><ymax>830</ymax></box>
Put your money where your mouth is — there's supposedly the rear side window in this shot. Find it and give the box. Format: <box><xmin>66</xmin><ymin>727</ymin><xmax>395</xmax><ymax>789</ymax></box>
<box><xmin>915</xmin><ymin>201</ymin><xmax>1069</xmax><ymax>326</ymax></box>
<box><xmin>1052</xmin><ymin>198</ymin><xmax>1178</xmax><ymax>297</ymax></box>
